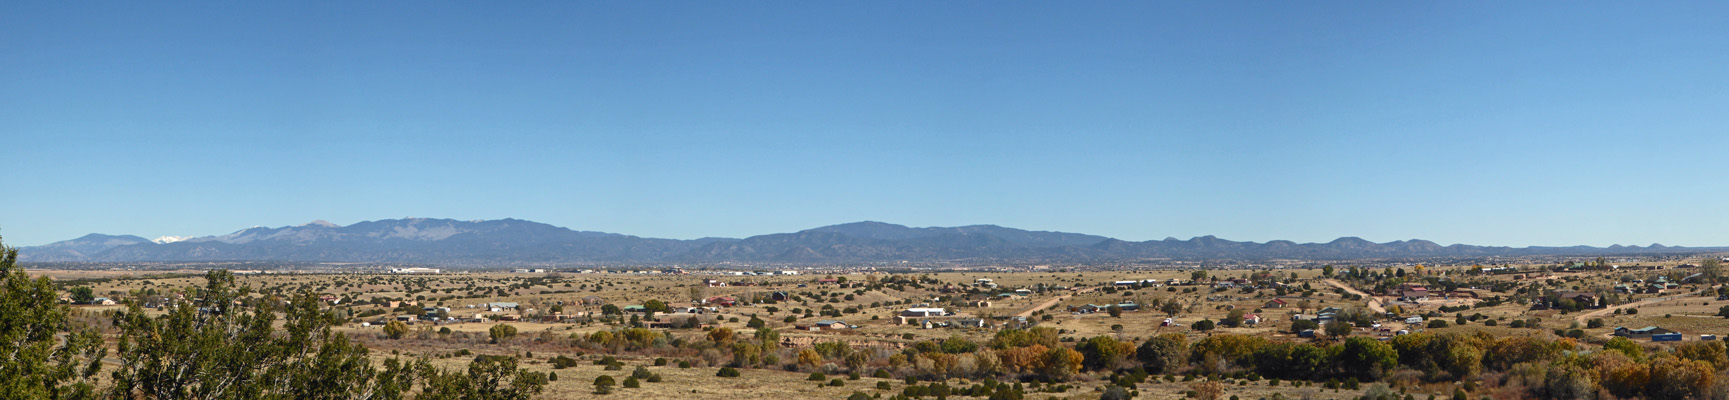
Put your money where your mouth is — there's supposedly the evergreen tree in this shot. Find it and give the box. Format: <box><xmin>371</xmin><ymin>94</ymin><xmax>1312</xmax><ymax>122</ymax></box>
<box><xmin>0</xmin><ymin>236</ymin><xmax>107</xmax><ymax>399</ymax></box>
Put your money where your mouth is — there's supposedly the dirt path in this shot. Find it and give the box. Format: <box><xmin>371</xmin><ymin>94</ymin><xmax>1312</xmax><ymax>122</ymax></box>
<box><xmin>1573</xmin><ymin>294</ymin><xmax>1694</xmax><ymax>323</ymax></box>
<box><xmin>1015</xmin><ymin>287</ymin><xmax>1096</xmax><ymax>318</ymax></box>
<box><xmin>1323</xmin><ymin>279</ymin><xmax>1386</xmax><ymax>314</ymax></box>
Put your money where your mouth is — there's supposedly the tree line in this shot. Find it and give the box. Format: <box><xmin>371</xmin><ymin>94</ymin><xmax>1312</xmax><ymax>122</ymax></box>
<box><xmin>0</xmin><ymin>237</ymin><xmax>547</xmax><ymax>400</ymax></box>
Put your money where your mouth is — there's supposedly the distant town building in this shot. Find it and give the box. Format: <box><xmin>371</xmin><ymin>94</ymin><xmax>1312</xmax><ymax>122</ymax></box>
<box><xmin>1615</xmin><ymin>326</ymin><xmax>1676</xmax><ymax>339</ymax></box>
<box><xmin>390</xmin><ymin>267</ymin><xmax>440</xmax><ymax>274</ymax></box>
<box><xmin>901</xmin><ymin>307</ymin><xmax>948</xmax><ymax>317</ymax></box>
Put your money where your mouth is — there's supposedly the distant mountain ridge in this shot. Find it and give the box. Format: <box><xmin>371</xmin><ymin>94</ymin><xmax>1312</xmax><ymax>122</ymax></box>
<box><xmin>18</xmin><ymin>218</ymin><xmax>1724</xmax><ymax>265</ymax></box>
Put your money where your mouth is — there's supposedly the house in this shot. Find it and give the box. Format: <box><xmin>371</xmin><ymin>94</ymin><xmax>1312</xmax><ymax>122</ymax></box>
<box><xmin>949</xmin><ymin>318</ymin><xmax>987</xmax><ymax>328</ymax></box>
<box><xmin>796</xmin><ymin>320</ymin><xmax>853</xmax><ymax>331</ymax></box>
<box><xmin>1243</xmin><ymin>314</ymin><xmax>1261</xmax><ymax>325</ymax></box>
<box><xmin>771</xmin><ymin>291</ymin><xmax>791</xmax><ymax>301</ymax></box>
<box><xmin>1115</xmin><ymin>302</ymin><xmax>1141</xmax><ymax>312</ymax></box>
<box><xmin>1615</xmin><ymin>326</ymin><xmax>1676</xmax><ymax>339</ymax></box>
<box><xmin>703</xmin><ymin>279</ymin><xmax>727</xmax><ymax>287</ymax></box>
<box><xmin>1405</xmin><ymin>316</ymin><xmax>1424</xmax><ymax>324</ymax></box>
<box><xmin>1014</xmin><ymin>289</ymin><xmax>1033</xmax><ymax>296</ymax></box>
<box><xmin>1390</xmin><ymin>283</ymin><xmax>1426</xmax><ymax>295</ymax></box>
<box><xmin>581</xmin><ymin>296</ymin><xmax>605</xmax><ymax>306</ymax></box>
<box><xmin>1114</xmin><ymin>280</ymin><xmax>1139</xmax><ymax>286</ymax></box>
<box><xmin>1557</xmin><ymin>292</ymin><xmax>1601</xmax><ymax>308</ymax></box>
<box><xmin>901</xmin><ymin>307</ymin><xmax>948</xmax><ymax>317</ymax></box>
<box><xmin>1265</xmin><ymin>298</ymin><xmax>1288</xmax><ymax>309</ymax></box>
<box><xmin>816</xmin><ymin>278</ymin><xmax>839</xmax><ymax>285</ymax></box>
<box><xmin>1401</xmin><ymin>287</ymin><xmax>1430</xmax><ymax>300</ymax></box>
<box><xmin>488</xmin><ymin>302</ymin><xmax>518</xmax><ymax>311</ymax></box>
<box><xmin>1291</xmin><ymin>314</ymin><xmax>1318</xmax><ymax>322</ymax></box>
<box><xmin>968</xmin><ymin>300</ymin><xmax>993</xmax><ymax>308</ymax></box>
<box><xmin>91</xmin><ymin>297</ymin><xmax>116</xmax><ymax>306</ymax></box>
<box><xmin>395</xmin><ymin>315</ymin><xmax>418</xmax><ymax>323</ymax></box>
<box><xmin>1069</xmin><ymin>304</ymin><xmax>1103</xmax><ymax>314</ymax></box>
<box><xmin>621</xmin><ymin>305</ymin><xmax>647</xmax><ymax>313</ymax></box>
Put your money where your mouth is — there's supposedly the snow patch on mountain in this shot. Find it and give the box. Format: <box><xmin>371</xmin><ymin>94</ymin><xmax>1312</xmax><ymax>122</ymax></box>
<box><xmin>152</xmin><ymin>236</ymin><xmax>192</xmax><ymax>244</ymax></box>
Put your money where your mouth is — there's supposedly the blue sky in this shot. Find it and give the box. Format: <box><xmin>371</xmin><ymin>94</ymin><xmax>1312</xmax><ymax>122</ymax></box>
<box><xmin>4</xmin><ymin>2</ymin><xmax>1727</xmax><ymax>247</ymax></box>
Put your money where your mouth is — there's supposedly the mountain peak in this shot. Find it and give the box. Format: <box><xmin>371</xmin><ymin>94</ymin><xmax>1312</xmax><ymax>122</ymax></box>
<box><xmin>303</xmin><ymin>220</ymin><xmax>340</xmax><ymax>228</ymax></box>
<box><xmin>152</xmin><ymin>236</ymin><xmax>191</xmax><ymax>244</ymax></box>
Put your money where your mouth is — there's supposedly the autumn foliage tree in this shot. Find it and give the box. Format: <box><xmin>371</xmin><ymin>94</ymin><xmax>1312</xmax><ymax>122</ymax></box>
<box><xmin>1038</xmin><ymin>347</ymin><xmax>1083</xmax><ymax>379</ymax></box>
<box><xmin>998</xmin><ymin>345</ymin><xmax>1049</xmax><ymax>374</ymax></box>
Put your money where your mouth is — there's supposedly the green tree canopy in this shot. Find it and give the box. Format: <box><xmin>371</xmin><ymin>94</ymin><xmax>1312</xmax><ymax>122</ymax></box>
<box><xmin>0</xmin><ymin>236</ymin><xmax>106</xmax><ymax>399</ymax></box>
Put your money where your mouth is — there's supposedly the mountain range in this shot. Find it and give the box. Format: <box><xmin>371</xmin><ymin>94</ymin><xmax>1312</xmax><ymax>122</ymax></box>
<box><xmin>17</xmin><ymin>218</ymin><xmax>1722</xmax><ymax>265</ymax></box>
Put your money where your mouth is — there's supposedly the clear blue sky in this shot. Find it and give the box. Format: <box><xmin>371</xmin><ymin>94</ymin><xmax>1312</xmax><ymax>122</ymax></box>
<box><xmin>4</xmin><ymin>2</ymin><xmax>1727</xmax><ymax>247</ymax></box>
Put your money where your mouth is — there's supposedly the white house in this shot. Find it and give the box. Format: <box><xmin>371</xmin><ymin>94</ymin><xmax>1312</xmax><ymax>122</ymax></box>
<box><xmin>901</xmin><ymin>307</ymin><xmax>948</xmax><ymax>317</ymax></box>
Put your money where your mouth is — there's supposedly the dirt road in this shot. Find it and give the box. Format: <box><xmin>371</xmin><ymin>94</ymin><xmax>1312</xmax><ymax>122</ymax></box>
<box><xmin>1324</xmin><ymin>279</ymin><xmax>1386</xmax><ymax>314</ymax></box>
<box><xmin>1016</xmin><ymin>287</ymin><xmax>1096</xmax><ymax>318</ymax></box>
